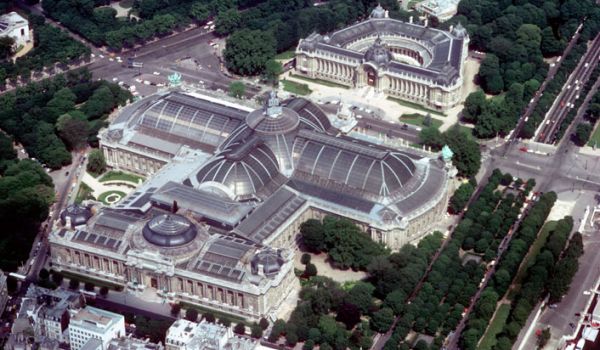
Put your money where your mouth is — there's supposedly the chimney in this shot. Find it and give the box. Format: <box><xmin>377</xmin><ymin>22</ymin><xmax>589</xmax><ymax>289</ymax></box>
<box><xmin>384</xmin><ymin>10</ymin><xmax>389</xmax><ymax>18</ymax></box>
<box><xmin>424</xmin><ymin>18</ymin><xmax>428</xmax><ymax>27</ymax></box>
<box><xmin>450</xmin><ymin>25</ymin><xmax>454</xmax><ymax>32</ymax></box>
<box><xmin>409</xmin><ymin>16</ymin><xmax>413</xmax><ymax>24</ymax></box>
<box><xmin>172</xmin><ymin>200</ymin><xmax>178</xmax><ymax>213</ymax></box>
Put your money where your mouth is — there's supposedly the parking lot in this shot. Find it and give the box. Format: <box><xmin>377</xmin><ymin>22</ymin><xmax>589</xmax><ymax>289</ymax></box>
<box><xmin>88</xmin><ymin>27</ymin><xmax>260</xmax><ymax>99</ymax></box>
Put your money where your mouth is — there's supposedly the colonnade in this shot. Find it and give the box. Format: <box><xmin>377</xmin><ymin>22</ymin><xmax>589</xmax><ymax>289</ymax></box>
<box><xmin>387</xmin><ymin>77</ymin><xmax>430</xmax><ymax>100</ymax></box>
<box><xmin>389</xmin><ymin>47</ymin><xmax>424</xmax><ymax>65</ymax></box>
<box><xmin>314</xmin><ymin>58</ymin><xmax>353</xmax><ymax>83</ymax></box>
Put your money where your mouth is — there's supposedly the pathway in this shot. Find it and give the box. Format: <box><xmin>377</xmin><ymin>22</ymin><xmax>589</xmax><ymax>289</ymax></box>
<box><xmin>282</xmin><ymin>56</ymin><xmax>480</xmax><ymax>132</ymax></box>
<box><xmin>81</xmin><ymin>172</ymin><xmax>137</xmax><ymax>198</ymax></box>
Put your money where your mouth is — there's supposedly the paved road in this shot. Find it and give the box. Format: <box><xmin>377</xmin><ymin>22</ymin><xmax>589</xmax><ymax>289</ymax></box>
<box><xmin>506</xmin><ymin>22</ymin><xmax>584</xmax><ymax>146</ymax></box>
<box><xmin>535</xmin><ymin>33</ymin><xmax>600</xmax><ymax>143</ymax></box>
<box><xmin>355</xmin><ymin>116</ymin><xmax>421</xmax><ymax>144</ymax></box>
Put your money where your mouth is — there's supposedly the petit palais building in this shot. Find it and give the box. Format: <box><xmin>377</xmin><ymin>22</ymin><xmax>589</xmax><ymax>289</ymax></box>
<box><xmin>295</xmin><ymin>5</ymin><xmax>469</xmax><ymax>110</ymax></box>
<box><xmin>50</xmin><ymin>90</ymin><xmax>454</xmax><ymax>320</ymax></box>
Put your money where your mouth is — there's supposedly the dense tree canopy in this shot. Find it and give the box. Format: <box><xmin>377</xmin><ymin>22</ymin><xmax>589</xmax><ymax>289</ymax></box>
<box><xmin>224</xmin><ymin>30</ymin><xmax>276</xmax><ymax>75</ymax></box>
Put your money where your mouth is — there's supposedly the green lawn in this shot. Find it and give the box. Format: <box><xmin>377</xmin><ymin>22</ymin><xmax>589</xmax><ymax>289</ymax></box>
<box><xmin>587</xmin><ymin>122</ymin><xmax>600</xmax><ymax>147</ymax></box>
<box><xmin>119</xmin><ymin>0</ymin><xmax>134</xmax><ymax>8</ymax></box>
<box><xmin>59</xmin><ymin>270</ymin><xmax>124</xmax><ymax>291</ymax></box>
<box><xmin>508</xmin><ymin>221</ymin><xmax>557</xmax><ymax>298</ymax></box>
<box><xmin>282</xmin><ymin>79</ymin><xmax>312</xmax><ymax>96</ymax></box>
<box><xmin>458</xmin><ymin>124</ymin><xmax>475</xmax><ymax>140</ymax></box>
<box><xmin>399</xmin><ymin>113</ymin><xmax>443</xmax><ymax>129</ymax></box>
<box><xmin>180</xmin><ymin>301</ymin><xmax>248</xmax><ymax>324</ymax></box>
<box><xmin>478</xmin><ymin>303</ymin><xmax>511</xmax><ymax>350</ymax></box>
<box><xmin>75</xmin><ymin>182</ymin><xmax>95</xmax><ymax>204</ymax></box>
<box><xmin>290</xmin><ymin>74</ymin><xmax>350</xmax><ymax>89</ymax></box>
<box><xmin>387</xmin><ymin>96</ymin><xmax>446</xmax><ymax>117</ymax></box>
<box><xmin>99</xmin><ymin>170</ymin><xmax>144</xmax><ymax>184</ymax></box>
<box><xmin>98</xmin><ymin>190</ymin><xmax>126</xmax><ymax>205</ymax></box>
<box><xmin>274</xmin><ymin>50</ymin><xmax>296</xmax><ymax>60</ymax></box>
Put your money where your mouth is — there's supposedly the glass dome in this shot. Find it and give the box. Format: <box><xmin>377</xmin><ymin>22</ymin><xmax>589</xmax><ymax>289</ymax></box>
<box><xmin>142</xmin><ymin>214</ymin><xmax>198</xmax><ymax>247</ymax></box>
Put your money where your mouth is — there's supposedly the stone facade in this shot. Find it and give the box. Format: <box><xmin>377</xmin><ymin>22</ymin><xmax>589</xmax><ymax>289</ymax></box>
<box><xmin>295</xmin><ymin>6</ymin><xmax>469</xmax><ymax>110</ymax></box>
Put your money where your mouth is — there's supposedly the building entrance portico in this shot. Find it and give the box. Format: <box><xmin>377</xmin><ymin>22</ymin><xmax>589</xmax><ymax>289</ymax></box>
<box><xmin>365</xmin><ymin>65</ymin><xmax>377</xmax><ymax>87</ymax></box>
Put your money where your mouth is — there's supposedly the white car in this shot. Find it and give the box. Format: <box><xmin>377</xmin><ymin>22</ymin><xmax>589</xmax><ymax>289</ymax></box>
<box><xmin>118</xmin><ymin>81</ymin><xmax>124</xmax><ymax>86</ymax></box>
<box><xmin>109</xmin><ymin>58</ymin><xmax>114</xmax><ymax>62</ymax></box>
<box><xmin>116</xmin><ymin>56</ymin><xmax>121</xmax><ymax>61</ymax></box>
<box><xmin>99</xmin><ymin>54</ymin><xmax>104</xmax><ymax>58</ymax></box>
<box><xmin>143</xmin><ymin>80</ymin><xmax>151</xmax><ymax>85</ymax></box>
<box><xmin>153</xmin><ymin>71</ymin><xmax>161</xmax><ymax>76</ymax></box>
<box><xmin>135</xmin><ymin>78</ymin><xmax>142</xmax><ymax>83</ymax></box>
<box><xmin>91</xmin><ymin>53</ymin><xmax>95</xmax><ymax>58</ymax></box>
<box><xmin>112</xmin><ymin>77</ymin><xmax>118</xmax><ymax>82</ymax></box>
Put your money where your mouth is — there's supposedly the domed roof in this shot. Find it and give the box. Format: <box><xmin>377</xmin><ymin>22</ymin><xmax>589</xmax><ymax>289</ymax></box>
<box><xmin>142</xmin><ymin>214</ymin><xmax>197</xmax><ymax>247</ymax></box>
<box><xmin>245</xmin><ymin>105</ymin><xmax>300</xmax><ymax>136</ymax></box>
<box><xmin>370</xmin><ymin>4</ymin><xmax>386</xmax><ymax>18</ymax></box>
<box><xmin>195</xmin><ymin>140</ymin><xmax>280</xmax><ymax>200</ymax></box>
<box><xmin>364</xmin><ymin>36</ymin><xmax>393</xmax><ymax>66</ymax></box>
<box><xmin>251</xmin><ymin>249</ymin><xmax>284</xmax><ymax>276</ymax></box>
<box><xmin>60</xmin><ymin>204</ymin><xmax>92</xmax><ymax>228</ymax></box>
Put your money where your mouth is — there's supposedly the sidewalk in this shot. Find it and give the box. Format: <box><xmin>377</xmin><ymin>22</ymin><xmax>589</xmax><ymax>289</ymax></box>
<box><xmin>81</xmin><ymin>172</ymin><xmax>137</xmax><ymax>198</ymax></box>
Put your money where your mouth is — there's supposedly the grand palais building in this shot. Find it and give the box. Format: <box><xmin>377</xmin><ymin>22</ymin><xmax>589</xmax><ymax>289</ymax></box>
<box><xmin>49</xmin><ymin>89</ymin><xmax>453</xmax><ymax>320</ymax></box>
<box><xmin>295</xmin><ymin>5</ymin><xmax>469</xmax><ymax>110</ymax></box>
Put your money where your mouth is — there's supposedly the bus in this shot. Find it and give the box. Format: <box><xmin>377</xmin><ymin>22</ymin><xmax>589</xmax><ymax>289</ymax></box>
<box><xmin>80</xmin><ymin>290</ymin><xmax>97</xmax><ymax>300</ymax></box>
<box><xmin>8</xmin><ymin>272</ymin><xmax>26</xmax><ymax>281</ymax></box>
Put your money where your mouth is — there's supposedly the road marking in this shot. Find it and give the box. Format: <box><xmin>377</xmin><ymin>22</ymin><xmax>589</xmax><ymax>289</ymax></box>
<box><xmin>515</xmin><ymin>161</ymin><xmax>541</xmax><ymax>170</ymax></box>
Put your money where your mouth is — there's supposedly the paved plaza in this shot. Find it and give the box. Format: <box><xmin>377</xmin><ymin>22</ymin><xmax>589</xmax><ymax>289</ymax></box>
<box><xmin>282</xmin><ymin>56</ymin><xmax>481</xmax><ymax>131</ymax></box>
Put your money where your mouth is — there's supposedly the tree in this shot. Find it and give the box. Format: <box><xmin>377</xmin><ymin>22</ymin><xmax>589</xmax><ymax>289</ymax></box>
<box><xmin>51</xmin><ymin>271</ymin><xmax>64</xmax><ymax>286</ymax></box>
<box><xmin>228</xmin><ymin>81</ymin><xmax>245</xmax><ymax>98</ymax></box>
<box><xmin>224</xmin><ymin>29</ymin><xmax>276</xmax><ymax>76</ymax></box>
<box><xmin>301</xmin><ymin>253</ymin><xmax>311</xmax><ymax>265</ymax></box>
<box><xmin>263</xmin><ymin>60</ymin><xmax>282</xmax><ymax>85</ymax></box>
<box><xmin>479</xmin><ymin>54</ymin><xmax>504</xmax><ymax>94</ymax></box>
<box><xmin>448</xmin><ymin>182</ymin><xmax>475</xmax><ymax>214</ymax></box>
<box><xmin>574</xmin><ymin>123</ymin><xmax>592</xmax><ymax>146</ymax></box>
<box><xmin>190</xmin><ymin>2</ymin><xmax>210</xmax><ymax>23</ymax></box>
<box><xmin>259</xmin><ymin>317</ymin><xmax>269</xmax><ymax>330</ymax></box>
<box><xmin>463</xmin><ymin>90</ymin><xmax>486</xmax><ymax>123</ymax></box>
<box><xmin>250</xmin><ymin>322</ymin><xmax>263</xmax><ymax>338</ymax></box>
<box><xmin>56</xmin><ymin>112</ymin><xmax>89</xmax><ymax>150</ymax></box>
<box><xmin>286</xmin><ymin>331</ymin><xmax>299</xmax><ymax>346</ymax></box>
<box><xmin>336</xmin><ymin>302</ymin><xmax>361</xmax><ymax>329</ymax></box>
<box><xmin>371</xmin><ymin>307</ymin><xmax>394</xmax><ymax>333</ymax></box>
<box><xmin>423</xmin><ymin>113</ymin><xmax>432</xmax><ymax>127</ymax></box>
<box><xmin>185</xmin><ymin>308</ymin><xmax>198</xmax><ymax>321</ymax></box>
<box><xmin>304</xmin><ymin>263</ymin><xmax>318</xmax><ymax>278</ymax></box>
<box><xmin>39</xmin><ymin>268</ymin><xmax>50</xmax><ymax>280</ymax></box>
<box><xmin>383</xmin><ymin>290</ymin><xmax>407</xmax><ymax>315</ymax></box>
<box><xmin>346</xmin><ymin>282</ymin><xmax>375</xmax><ymax>314</ymax></box>
<box><xmin>219</xmin><ymin>317</ymin><xmax>231</xmax><ymax>327</ymax></box>
<box><xmin>537</xmin><ymin>328</ymin><xmax>551</xmax><ymax>348</ymax></box>
<box><xmin>0</xmin><ymin>36</ymin><xmax>15</xmax><ymax>60</ymax></box>
<box><xmin>234</xmin><ymin>322</ymin><xmax>246</xmax><ymax>335</ymax></box>
<box><xmin>419</xmin><ymin>126</ymin><xmax>443</xmax><ymax>150</ymax></box>
<box><xmin>215</xmin><ymin>9</ymin><xmax>241</xmax><ymax>36</ymax></box>
<box><xmin>204</xmin><ymin>312</ymin><xmax>216</xmax><ymax>323</ymax></box>
<box><xmin>45</xmin><ymin>87</ymin><xmax>77</xmax><ymax>122</ymax></box>
<box><xmin>69</xmin><ymin>278</ymin><xmax>80</xmax><ymax>290</ymax></box>
<box><xmin>99</xmin><ymin>286</ymin><xmax>109</xmax><ymax>297</ymax></box>
<box><xmin>171</xmin><ymin>303</ymin><xmax>181</xmax><ymax>316</ymax></box>
<box><xmin>87</xmin><ymin>149</ymin><xmax>106</xmax><ymax>175</ymax></box>
<box><xmin>301</xmin><ymin>219</ymin><xmax>326</xmax><ymax>252</ymax></box>
<box><xmin>443</xmin><ymin>125</ymin><xmax>482</xmax><ymax>178</ymax></box>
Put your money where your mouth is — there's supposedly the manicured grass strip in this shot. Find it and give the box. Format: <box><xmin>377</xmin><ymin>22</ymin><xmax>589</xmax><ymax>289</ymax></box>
<box><xmin>119</xmin><ymin>0</ymin><xmax>134</xmax><ymax>8</ymax></box>
<box><xmin>508</xmin><ymin>220</ymin><xmax>557</xmax><ymax>299</ymax></box>
<box><xmin>99</xmin><ymin>170</ymin><xmax>144</xmax><ymax>184</ymax></box>
<box><xmin>274</xmin><ymin>50</ymin><xmax>295</xmax><ymax>60</ymax></box>
<box><xmin>180</xmin><ymin>301</ymin><xmax>248</xmax><ymax>324</ymax></box>
<box><xmin>60</xmin><ymin>270</ymin><xmax>124</xmax><ymax>291</ymax></box>
<box><xmin>587</xmin><ymin>121</ymin><xmax>600</xmax><ymax>147</ymax></box>
<box><xmin>399</xmin><ymin>113</ymin><xmax>443</xmax><ymax>129</ymax></box>
<box><xmin>289</xmin><ymin>74</ymin><xmax>350</xmax><ymax>89</ymax></box>
<box><xmin>282</xmin><ymin>79</ymin><xmax>312</xmax><ymax>96</ymax></box>
<box><xmin>387</xmin><ymin>96</ymin><xmax>446</xmax><ymax>117</ymax></box>
<box><xmin>458</xmin><ymin>124</ymin><xmax>475</xmax><ymax>140</ymax></box>
<box><xmin>75</xmin><ymin>182</ymin><xmax>95</xmax><ymax>204</ymax></box>
<box><xmin>478</xmin><ymin>303</ymin><xmax>511</xmax><ymax>350</ymax></box>
<box><xmin>98</xmin><ymin>190</ymin><xmax>126</xmax><ymax>205</ymax></box>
